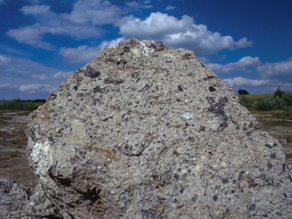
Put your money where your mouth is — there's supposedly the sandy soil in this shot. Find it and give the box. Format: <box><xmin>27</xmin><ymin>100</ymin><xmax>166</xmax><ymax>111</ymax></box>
<box><xmin>0</xmin><ymin>110</ymin><xmax>291</xmax><ymax>189</ymax></box>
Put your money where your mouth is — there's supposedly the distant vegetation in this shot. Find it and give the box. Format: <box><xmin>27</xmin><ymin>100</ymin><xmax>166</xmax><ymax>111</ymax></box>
<box><xmin>0</xmin><ymin>98</ymin><xmax>46</xmax><ymax>111</ymax></box>
<box><xmin>239</xmin><ymin>87</ymin><xmax>292</xmax><ymax>112</ymax></box>
<box><xmin>237</xmin><ymin>89</ymin><xmax>249</xmax><ymax>95</ymax></box>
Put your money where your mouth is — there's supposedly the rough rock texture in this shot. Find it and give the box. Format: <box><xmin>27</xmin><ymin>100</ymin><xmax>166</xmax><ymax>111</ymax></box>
<box><xmin>0</xmin><ymin>177</ymin><xmax>30</xmax><ymax>218</ymax></box>
<box><xmin>25</xmin><ymin>39</ymin><xmax>292</xmax><ymax>218</ymax></box>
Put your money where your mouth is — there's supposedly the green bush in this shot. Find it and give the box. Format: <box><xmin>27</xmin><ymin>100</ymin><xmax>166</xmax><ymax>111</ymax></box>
<box><xmin>273</xmin><ymin>86</ymin><xmax>285</xmax><ymax>98</ymax></box>
<box><xmin>239</xmin><ymin>87</ymin><xmax>292</xmax><ymax>111</ymax></box>
<box><xmin>0</xmin><ymin>99</ymin><xmax>45</xmax><ymax>111</ymax></box>
<box><xmin>239</xmin><ymin>95</ymin><xmax>252</xmax><ymax>109</ymax></box>
<box><xmin>282</xmin><ymin>91</ymin><xmax>292</xmax><ymax>106</ymax></box>
<box><xmin>254</xmin><ymin>98</ymin><xmax>272</xmax><ymax>111</ymax></box>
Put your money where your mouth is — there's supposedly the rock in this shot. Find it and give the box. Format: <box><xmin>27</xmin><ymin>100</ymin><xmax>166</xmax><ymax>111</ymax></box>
<box><xmin>279</xmin><ymin>138</ymin><xmax>288</xmax><ymax>146</ymax></box>
<box><xmin>26</xmin><ymin>39</ymin><xmax>292</xmax><ymax>218</ymax></box>
<box><xmin>0</xmin><ymin>177</ymin><xmax>29</xmax><ymax>218</ymax></box>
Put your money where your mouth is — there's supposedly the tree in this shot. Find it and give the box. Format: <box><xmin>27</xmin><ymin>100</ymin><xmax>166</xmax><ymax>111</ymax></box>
<box><xmin>238</xmin><ymin>89</ymin><xmax>249</xmax><ymax>95</ymax></box>
<box><xmin>273</xmin><ymin>86</ymin><xmax>284</xmax><ymax>99</ymax></box>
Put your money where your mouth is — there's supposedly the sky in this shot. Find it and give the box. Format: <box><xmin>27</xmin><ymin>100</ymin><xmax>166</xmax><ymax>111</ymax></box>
<box><xmin>1</xmin><ymin>0</ymin><xmax>292</xmax><ymax>100</ymax></box>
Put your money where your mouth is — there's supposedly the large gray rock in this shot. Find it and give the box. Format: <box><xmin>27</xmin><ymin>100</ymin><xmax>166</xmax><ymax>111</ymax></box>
<box><xmin>26</xmin><ymin>39</ymin><xmax>292</xmax><ymax>218</ymax></box>
<box><xmin>0</xmin><ymin>177</ymin><xmax>29</xmax><ymax>218</ymax></box>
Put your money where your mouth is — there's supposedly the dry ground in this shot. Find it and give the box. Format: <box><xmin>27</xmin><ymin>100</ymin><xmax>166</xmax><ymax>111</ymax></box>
<box><xmin>252</xmin><ymin>111</ymin><xmax>292</xmax><ymax>163</ymax></box>
<box><xmin>0</xmin><ymin>110</ymin><xmax>37</xmax><ymax>189</ymax></box>
<box><xmin>0</xmin><ymin>110</ymin><xmax>291</xmax><ymax>189</ymax></box>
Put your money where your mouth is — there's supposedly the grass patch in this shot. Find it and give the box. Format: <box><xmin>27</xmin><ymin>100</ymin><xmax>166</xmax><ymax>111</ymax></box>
<box><xmin>239</xmin><ymin>93</ymin><xmax>273</xmax><ymax>102</ymax></box>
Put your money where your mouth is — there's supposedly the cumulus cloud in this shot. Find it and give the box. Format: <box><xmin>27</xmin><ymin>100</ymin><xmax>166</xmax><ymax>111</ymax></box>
<box><xmin>257</xmin><ymin>58</ymin><xmax>292</xmax><ymax>78</ymax></box>
<box><xmin>7</xmin><ymin>1</ymin><xmax>251</xmax><ymax>56</ymax></box>
<box><xmin>166</xmin><ymin>5</ymin><xmax>176</xmax><ymax>10</ymax></box>
<box><xmin>119</xmin><ymin>12</ymin><xmax>252</xmax><ymax>55</ymax></box>
<box><xmin>19</xmin><ymin>84</ymin><xmax>57</xmax><ymax>93</ymax></box>
<box><xmin>223</xmin><ymin>77</ymin><xmax>270</xmax><ymax>87</ymax></box>
<box><xmin>63</xmin><ymin>0</ymin><xmax>125</xmax><ymax>25</ymax></box>
<box><xmin>6</xmin><ymin>0</ymin><xmax>125</xmax><ymax>49</ymax></box>
<box><xmin>6</xmin><ymin>23</ymin><xmax>58</xmax><ymax>51</ymax></box>
<box><xmin>59</xmin><ymin>37</ymin><xmax>125</xmax><ymax>63</ymax></box>
<box><xmin>232</xmin><ymin>37</ymin><xmax>253</xmax><ymax>49</ymax></box>
<box><xmin>207</xmin><ymin>56</ymin><xmax>261</xmax><ymax>73</ymax></box>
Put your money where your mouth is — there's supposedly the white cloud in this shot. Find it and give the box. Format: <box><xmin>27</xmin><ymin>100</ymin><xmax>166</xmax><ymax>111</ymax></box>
<box><xmin>53</xmin><ymin>71</ymin><xmax>74</xmax><ymax>79</ymax></box>
<box><xmin>6</xmin><ymin>1</ymin><xmax>125</xmax><ymax>49</ymax></box>
<box><xmin>257</xmin><ymin>58</ymin><xmax>292</xmax><ymax>78</ymax></box>
<box><xmin>31</xmin><ymin>70</ymin><xmax>74</xmax><ymax>80</ymax></box>
<box><xmin>119</xmin><ymin>12</ymin><xmax>252</xmax><ymax>55</ymax></box>
<box><xmin>0</xmin><ymin>84</ymin><xmax>9</xmax><ymax>88</ymax></box>
<box><xmin>31</xmin><ymin>74</ymin><xmax>48</xmax><ymax>80</ymax></box>
<box><xmin>4</xmin><ymin>56</ymin><xmax>57</xmax><ymax>76</ymax></box>
<box><xmin>232</xmin><ymin>37</ymin><xmax>252</xmax><ymax>49</ymax></box>
<box><xmin>166</xmin><ymin>5</ymin><xmax>176</xmax><ymax>10</ymax></box>
<box><xmin>6</xmin><ymin>23</ymin><xmax>58</xmax><ymax>51</ymax></box>
<box><xmin>59</xmin><ymin>37</ymin><xmax>125</xmax><ymax>63</ymax></box>
<box><xmin>59</xmin><ymin>45</ymin><xmax>100</xmax><ymax>63</ymax></box>
<box><xmin>0</xmin><ymin>44</ymin><xmax>32</xmax><ymax>56</ymax></box>
<box><xmin>63</xmin><ymin>0</ymin><xmax>125</xmax><ymax>25</ymax></box>
<box><xmin>7</xmin><ymin>1</ymin><xmax>251</xmax><ymax>56</ymax></box>
<box><xmin>223</xmin><ymin>77</ymin><xmax>270</xmax><ymax>87</ymax></box>
<box><xmin>0</xmin><ymin>54</ymin><xmax>73</xmax><ymax>84</ymax></box>
<box><xmin>21</xmin><ymin>4</ymin><xmax>50</xmax><ymax>15</ymax></box>
<box><xmin>126</xmin><ymin>1</ymin><xmax>152</xmax><ymax>9</ymax></box>
<box><xmin>207</xmin><ymin>56</ymin><xmax>261</xmax><ymax>73</ymax></box>
<box><xmin>19</xmin><ymin>84</ymin><xmax>57</xmax><ymax>93</ymax></box>
<box><xmin>0</xmin><ymin>55</ymin><xmax>11</xmax><ymax>67</ymax></box>
<box><xmin>0</xmin><ymin>55</ymin><xmax>76</xmax><ymax>98</ymax></box>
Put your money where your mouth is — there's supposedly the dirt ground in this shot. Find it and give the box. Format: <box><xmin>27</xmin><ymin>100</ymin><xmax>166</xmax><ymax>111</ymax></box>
<box><xmin>0</xmin><ymin>110</ymin><xmax>291</xmax><ymax>190</ymax></box>
<box><xmin>253</xmin><ymin>111</ymin><xmax>292</xmax><ymax>164</ymax></box>
<box><xmin>0</xmin><ymin>110</ymin><xmax>38</xmax><ymax>189</ymax></box>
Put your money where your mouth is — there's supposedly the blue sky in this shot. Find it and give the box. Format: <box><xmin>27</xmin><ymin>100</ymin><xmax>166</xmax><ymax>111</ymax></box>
<box><xmin>1</xmin><ymin>0</ymin><xmax>292</xmax><ymax>100</ymax></box>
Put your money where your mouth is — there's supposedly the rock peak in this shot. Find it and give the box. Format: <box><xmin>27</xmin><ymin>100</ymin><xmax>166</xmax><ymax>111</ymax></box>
<box><xmin>22</xmin><ymin>39</ymin><xmax>292</xmax><ymax>218</ymax></box>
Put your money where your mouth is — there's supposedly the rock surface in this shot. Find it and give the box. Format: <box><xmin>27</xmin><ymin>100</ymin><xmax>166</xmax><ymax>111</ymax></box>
<box><xmin>25</xmin><ymin>39</ymin><xmax>292</xmax><ymax>218</ymax></box>
<box><xmin>0</xmin><ymin>177</ymin><xmax>29</xmax><ymax>218</ymax></box>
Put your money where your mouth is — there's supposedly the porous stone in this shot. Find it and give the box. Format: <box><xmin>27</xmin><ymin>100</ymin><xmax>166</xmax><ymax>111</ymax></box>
<box><xmin>26</xmin><ymin>39</ymin><xmax>292</xmax><ymax>218</ymax></box>
<box><xmin>0</xmin><ymin>177</ymin><xmax>29</xmax><ymax>218</ymax></box>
